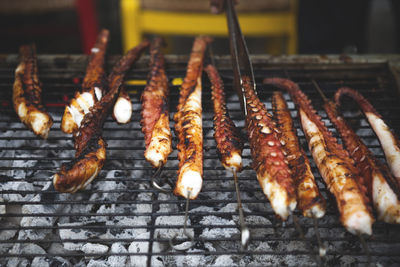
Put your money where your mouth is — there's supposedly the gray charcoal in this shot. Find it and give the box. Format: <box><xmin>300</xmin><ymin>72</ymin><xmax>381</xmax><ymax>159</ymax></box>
<box><xmin>0</xmin><ymin>197</ymin><xmax>5</xmax><ymax>214</ymax></box>
<box><xmin>107</xmin><ymin>242</ymin><xmax>127</xmax><ymax>267</ymax></box>
<box><xmin>150</xmin><ymin>255</ymin><xmax>164</xmax><ymax>267</ymax></box>
<box><xmin>31</xmin><ymin>257</ymin><xmax>49</xmax><ymax>267</ymax></box>
<box><xmin>128</xmin><ymin>232</ymin><xmax>150</xmax><ymax>267</ymax></box>
<box><xmin>81</xmin><ymin>243</ymin><xmax>109</xmax><ymax>255</ymax></box>
<box><xmin>0</xmin><ymin>222</ymin><xmax>17</xmax><ymax>241</ymax></box>
<box><xmin>20</xmin><ymin>183</ymin><xmax>71</xmax><ymax>240</ymax></box>
<box><xmin>1</xmin><ymin>181</ymin><xmax>35</xmax><ymax>202</ymax></box>
<box><xmin>106</xmin><ymin>216</ymin><xmax>150</xmax><ymax>239</ymax></box>
<box><xmin>10</xmin><ymin>243</ymin><xmax>46</xmax><ymax>255</ymax></box>
<box><xmin>172</xmin><ymin>249</ymin><xmax>212</xmax><ymax>266</ymax></box>
<box><xmin>154</xmin><ymin>216</ymin><xmax>193</xmax><ymax>239</ymax></box>
<box><xmin>199</xmin><ymin>215</ymin><xmax>239</xmax><ymax>239</ymax></box>
<box><xmin>87</xmin><ymin>259</ymin><xmax>109</xmax><ymax>267</ymax></box>
<box><xmin>7</xmin><ymin>257</ymin><xmax>29</xmax><ymax>267</ymax></box>
<box><xmin>212</xmin><ymin>255</ymin><xmax>237</xmax><ymax>266</ymax></box>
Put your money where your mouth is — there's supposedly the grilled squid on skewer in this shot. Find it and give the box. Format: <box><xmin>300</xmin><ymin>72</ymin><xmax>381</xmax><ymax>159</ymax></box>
<box><xmin>264</xmin><ymin>78</ymin><xmax>374</xmax><ymax>235</ymax></box>
<box><xmin>272</xmin><ymin>91</ymin><xmax>326</xmax><ymax>218</ymax></box>
<box><xmin>61</xmin><ymin>29</ymin><xmax>109</xmax><ymax>134</ymax></box>
<box><xmin>13</xmin><ymin>44</ymin><xmax>53</xmax><ymax>139</ymax></box>
<box><xmin>323</xmin><ymin>93</ymin><xmax>400</xmax><ymax>224</ymax></box>
<box><xmin>53</xmin><ymin>40</ymin><xmax>150</xmax><ymax>193</ymax></box>
<box><xmin>141</xmin><ymin>37</ymin><xmax>173</xmax><ymax>168</ymax></box>
<box><xmin>242</xmin><ymin>76</ymin><xmax>296</xmax><ymax>220</ymax></box>
<box><xmin>335</xmin><ymin>87</ymin><xmax>400</xmax><ymax>188</ymax></box>
<box><xmin>173</xmin><ymin>36</ymin><xmax>212</xmax><ymax>199</ymax></box>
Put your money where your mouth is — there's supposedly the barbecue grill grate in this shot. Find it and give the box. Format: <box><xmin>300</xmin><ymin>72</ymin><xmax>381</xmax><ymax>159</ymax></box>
<box><xmin>0</xmin><ymin>54</ymin><xmax>400</xmax><ymax>266</ymax></box>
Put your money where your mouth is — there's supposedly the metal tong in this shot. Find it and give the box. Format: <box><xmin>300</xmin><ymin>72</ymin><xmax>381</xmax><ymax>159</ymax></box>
<box><xmin>225</xmin><ymin>0</ymin><xmax>256</xmax><ymax>116</ymax></box>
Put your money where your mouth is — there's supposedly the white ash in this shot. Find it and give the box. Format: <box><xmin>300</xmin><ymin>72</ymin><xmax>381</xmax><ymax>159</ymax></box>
<box><xmin>87</xmin><ymin>259</ymin><xmax>109</xmax><ymax>267</ymax></box>
<box><xmin>20</xmin><ymin>182</ymin><xmax>71</xmax><ymax>240</ymax></box>
<box><xmin>203</xmin><ymin>242</ymin><xmax>216</xmax><ymax>252</ymax></box>
<box><xmin>200</xmin><ymin>215</ymin><xmax>239</xmax><ymax>239</ymax></box>
<box><xmin>164</xmin><ymin>248</ymin><xmax>214</xmax><ymax>266</ymax></box>
<box><xmin>0</xmin><ymin>181</ymin><xmax>35</xmax><ymax>202</ymax></box>
<box><xmin>31</xmin><ymin>257</ymin><xmax>49</xmax><ymax>267</ymax></box>
<box><xmin>158</xmin><ymin>191</ymin><xmax>180</xmax><ymax>212</ymax></box>
<box><xmin>6</xmin><ymin>257</ymin><xmax>29</xmax><ymax>267</ymax></box>
<box><xmin>0</xmin><ymin>196</ymin><xmax>5</xmax><ymax>215</ymax></box>
<box><xmin>107</xmin><ymin>242</ymin><xmax>128</xmax><ymax>267</ymax></box>
<box><xmin>81</xmin><ymin>243</ymin><xmax>109</xmax><ymax>255</ymax></box>
<box><xmin>128</xmin><ymin>232</ymin><xmax>150</xmax><ymax>267</ymax></box>
<box><xmin>212</xmin><ymin>255</ymin><xmax>237</xmax><ymax>266</ymax></box>
<box><xmin>154</xmin><ymin>215</ymin><xmax>193</xmax><ymax>239</ymax></box>
<box><xmin>34</xmin><ymin>257</ymin><xmax>70</xmax><ymax>267</ymax></box>
<box><xmin>0</xmin><ymin>221</ymin><xmax>18</xmax><ymax>241</ymax></box>
<box><xmin>150</xmin><ymin>254</ymin><xmax>165</xmax><ymax>267</ymax></box>
<box><xmin>9</xmin><ymin>242</ymin><xmax>46</xmax><ymax>256</ymax></box>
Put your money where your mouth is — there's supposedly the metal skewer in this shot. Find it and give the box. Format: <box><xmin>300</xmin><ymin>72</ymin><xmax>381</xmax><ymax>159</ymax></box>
<box><xmin>358</xmin><ymin>232</ymin><xmax>372</xmax><ymax>266</ymax></box>
<box><xmin>169</xmin><ymin>189</ymin><xmax>195</xmax><ymax>251</ymax></box>
<box><xmin>207</xmin><ymin>44</ymin><xmax>250</xmax><ymax>249</ymax></box>
<box><xmin>151</xmin><ymin>160</ymin><xmax>172</xmax><ymax>193</ymax></box>
<box><xmin>312</xmin><ymin>215</ymin><xmax>326</xmax><ymax>258</ymax></box>
<box><xmin>291</xmin><ymin>212</ymin><xmax>323</xmax><ymax>266</ymax></box>
<box><xmin>232</xmin><ymin>169</ymin><xmax>250</xmax><ymax>248</ymax></box>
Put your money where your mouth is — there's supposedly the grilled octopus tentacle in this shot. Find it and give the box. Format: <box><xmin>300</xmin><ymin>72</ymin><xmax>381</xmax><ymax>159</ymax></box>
<box><xmin>272</xmin><ymin>91</ymin><xmax>326</xmax><ymax>218</ymax></box>
<box><xmin>243</xmin><ymin>77</ymin><xmax>296</xmax><ymax>220</ymax></box>
<box><xmin>141</xmin><ymin>37</ymin><xmax>173</xmax><ymax>168</ymax></box>
<box><xmin>53</xmin><ymin>40</ymin><xmax>150</xmax><ymax>193</ymax></box>
<box><xmin>335</xmin><ymin>87</ymin><xmax>400</xmax><ymax>188</ymax></box>
<box><xmin>173</xmin><ymin>36</ymin><xmax>212</xmax><ymax>199</ymax></box>
<box><xmin>325</xmin><ymin>97</ymin><xmax>400</xmax><ymax>224</ymax></box>
<box><xmin>13</xmin><ymin>44</ymin><xmax>53</xmax><ymax>139</ymax></box>
<box><xmin>61</xmin><ymin>29</ymin><xmax>109</xmax><ymax>134</ymax></box>
<box><xmin>264</xmin><ymin>78</ymin><xmax>374</xmax><ymax>235</ymax></box>
<box><xmin>113</xmin><ymin>87</ymin><xmax>132</xmax><ymax>124</ymax></box>
<box><xmin>205</xmin><ymin>64</ymin><xmax>243</xmax><ymax>172</ymax></box>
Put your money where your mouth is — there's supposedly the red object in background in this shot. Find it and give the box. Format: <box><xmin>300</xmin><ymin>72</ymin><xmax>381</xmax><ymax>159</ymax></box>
<box><xmin>75</xmin><ymin>0</ymin><xmax>99</xmax><ymax>54</ymax></box>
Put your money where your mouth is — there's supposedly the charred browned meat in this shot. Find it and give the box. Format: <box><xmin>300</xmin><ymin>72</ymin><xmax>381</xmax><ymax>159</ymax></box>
<box><xmin>205</xmin><ymin>64</ymin><xmax>243</xmax><ymax>172</ymax></box>
<box><xmin>335</xmin><ymin>87</ymin><xmax>400</xmax><ymax>188</ymax></box>
<box><xmin>13</xmin><ymin>44</ymin><xmax>53</xmax><ymax>139</ymax></box>
<box><xmin>264</xmin><ymin>78</ymin><xmax>374</xmax><ymax>235</ymax></box>
<box><xmin>324</xmin><ymin>94</ymin><xmax>400</xmax><ymax>224</ymax></box>
<box><xmin>61</xmin><ymin>29</ymin><xmax>109</xmax><ymax>134</ymax></box>
<box><xmin>243</xmin><ymin>76</ymin><xmax>296</xmax><ymax>220</ymax></box>
<box><xmin>53</xmin><ymin>40</ymin><xmax>150</xmax><ymax>193</ymax></box>
<box><xmin>53</xmin><ymin>138</ymin><xmax>106</xmax><ymax>193</ymax></box>
<box><xmin>140</xmin><ymin>37</ymin><xmax>173</xmax><ymax>168</ymax></box>
<box><xmin>272</xmin><ymin>91</ymin><xmax>326</xmax><ymax>218</ymax></box>
<box><xmin>173</xmin><ymin>36</ymin><xmax>212</xmax><ymax>200</ymax></box>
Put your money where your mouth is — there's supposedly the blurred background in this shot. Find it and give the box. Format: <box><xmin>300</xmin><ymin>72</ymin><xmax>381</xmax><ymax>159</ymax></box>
<box><xmin>0</xmin><ymin>0</ymin><xmax>398</xmax><ymax>55</ymax></box>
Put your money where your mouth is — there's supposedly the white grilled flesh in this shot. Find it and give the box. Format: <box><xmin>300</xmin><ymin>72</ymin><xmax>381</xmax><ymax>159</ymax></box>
<box><xmin>174</xmin><ymin>77</ymin><xmax>203</xmax><ymax>199</ymax></box>
<box><xmin>300</xmin><ymin>108</ymin><xmax>373</xmax><ymax>235</ymax></box>
<box><xmin>61</xmin><ymin>91</ymin><xmax>97</xmax><ymax>134</ymax></box>
<box><xmin>366</xmin><ymin>112</ymin><xmax>400</xmax><ymax>185</ymax></box>
<box><xmin>144</xmin><ymin>113</ymin><xmax>173</xmax><ymax>168</ymax></box>
<box><xmin>113</xmin><ymin>95</ymin><xmax>132</xmax><ymax>124</ymax></box>
<box><xmin>13</xmin><ymin>58</ymin><xmax>53</xmax><ymax>139</ymax></box>
<box><xmin>257</xmin><ymin>169</ymin><xmax>297</xmax><ymax>220</ymax></box>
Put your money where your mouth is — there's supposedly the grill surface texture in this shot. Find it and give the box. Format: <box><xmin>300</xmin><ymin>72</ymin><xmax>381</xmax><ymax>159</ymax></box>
<box><xmin>0</xmin><ymin>54</ymin><xmax>400</xmax><ymax>266</ymax></box>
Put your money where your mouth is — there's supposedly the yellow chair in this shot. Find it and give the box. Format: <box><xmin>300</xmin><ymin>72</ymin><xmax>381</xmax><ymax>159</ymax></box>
<box><xmin>120</xmin><ymin>0</ymin><xmax>298</xmax><ymax>54</ymax></box>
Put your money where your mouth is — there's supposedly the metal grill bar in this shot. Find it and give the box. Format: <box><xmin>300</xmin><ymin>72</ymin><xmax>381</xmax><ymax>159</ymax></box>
<box><xmin>1</xmin><ymin>54</ymin><xmax>400</xmax><ymax>266</ymax></box>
